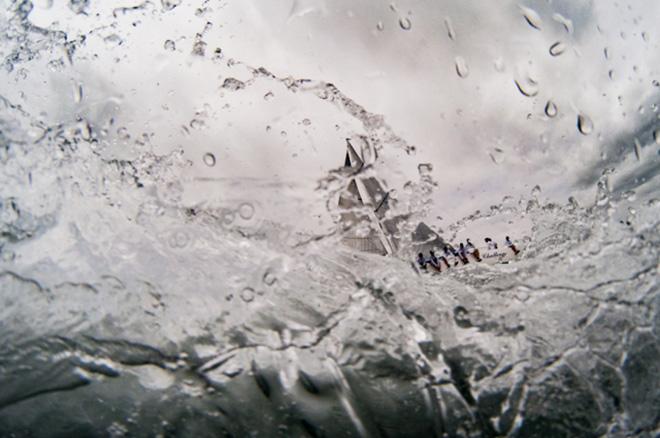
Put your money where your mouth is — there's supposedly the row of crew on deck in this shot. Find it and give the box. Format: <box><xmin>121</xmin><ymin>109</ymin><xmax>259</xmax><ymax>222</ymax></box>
<box><xmin>416</xmin><ymin>236</ymin><xmax>520</xmax><ymax>272</ymax></box>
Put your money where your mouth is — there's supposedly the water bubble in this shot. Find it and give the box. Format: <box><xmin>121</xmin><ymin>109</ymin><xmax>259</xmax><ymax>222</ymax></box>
<box><xmin>444</xmin><ymin>17</ymin><xmax>456</xmax><ymax>41</ymax></box>
<box><xmin>302</xmin><ymin>118</ymin><xmax>311</xmax><ymax>126</ymax></box>
<box><xmin>514</xmin><ymin>77</ymin><xmax>538</xmax><ymax>97</ymax></box>
<box><xmin>577</xmin><ymin>114</ymin><xmax>593</xmax><ymax>135</ymax></box>
<box><xmin>221</xmin><ymin>77</ymin><xmax>245</xmax><ymax>91</ymax></box>
<box><xmin>203</xmin><ymin>153</ymin><xmax>216</xmax><ymax>167</ymax></box>
<box><xmin>520</xmin><ymin>6</ymin><xmax>542</xmax><ymax>30</ymax></box>
<box><xmin>454</xmin><ymin>56</ymin><xmax>469</xmax><ymax>78</ymax></box>
<box><xmin>544</xmin><ymin>100</ymin><xmax>558</xmax><ymax>117</ymax></box>
<box><xmin>549</xmin><ymin>42</ymin><xmax>566</xmax><ymax>56</ymax></box>
<box><xmin>376</xmin><ymin>21</ymin><xmax>384</xmax><ymax>31</ymax></box>
<box><xmin>399</xmin><ymin>17</ymin><xmax>411</xmax><ymax>31</ymax></box>
<box><xmin>163</xmin><ymin>39</ymin><xmax>176</xmax><ymax>51</ymax></box>
<box><xmin>161</xmin><ymin>0</ymin><xmax>181</xmax><ymax>11</ymax></box>
<box><xmin>240</xmin><ymin>287</ymin><xmax>255</xmax><ymax>303</ymax></box>
<box><xmin>238</xmin><ymin>202</ymin><xmax>255</xmax><ymax>220</ymax></box>
<box><xmin>417</xmin><ymin>163</ymin><xmax>433</xmax><ymax>176</ymax></box>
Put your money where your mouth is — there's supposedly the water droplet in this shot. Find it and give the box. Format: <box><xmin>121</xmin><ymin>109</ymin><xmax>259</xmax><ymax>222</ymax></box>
<box><xmin>73</xmin><ymin>83</ymin><xmax>83</xmax><ymax>103</ymax></box>
<box><xmin>608</xmin><ymin>70</ymin><xmax>615</xmax><ymax>80</ymax></box>
<box><xmin>603</xmin><ymin>47</ymin><xmax>610</xmax><ymax>59</ymax></box>
<box><xmin>531</xmin><ymin>185</ymin><xmax>541</xmax><ymax>197</ymax></box>
<box><xmin>221</xmin><ymin>77</ymin><xmax>245</xmax><ymax>91</ymax></box>
<box><xmin>514</xmin><ymin>77</ymin><xmax>538</xmax><ymax>97</ymax></box>
<box><xmin>263</xmin><ymin>91</ymin><xmax>274</xmax><ymax>101</ymax></box>
<box><xmin>549</xmin><ymin>42</ymin><xmax>566</xmax><ymax>56</ymax></box>
<box><xmin>104</xmin><ymin>34</ymin><xmax>123</xmax><ymax>47</ymax></box>
<box><xmin>203</xmin><ymin>153</ymin><xmax>216</xmax><ymax>167</ymax></box>
<box><xmin>520</xmin><ymin>6</ymin><xmax>542</xmax><ymax>30</ymax></box>
<box><xmin>190</xmin><ymin>119</ymin><xmax>206</xmax><ymax>130</ymax></box>
<box><xmin>302</xmin><ymin>118</ymin><xmax>311</xmax><ymax>126</ymax></box>
<box><xmin>217</xmin><ymin>208</ymin><xmax>236</xmax><ymax>227</ymax></box>
<box><xmin>444</xmin><ymin>17</ymin><xmax>455</xmax><ymax>41</ymax></box>
<box><xmin>238</xmin><ymin>202</ymin><xmax>255</xmax><ymax>220</ymax></box>
<box><xmin>552</xmin><ymin>13</ymin><xmax>573</xmax><ymax>34</ymax></box>
<box><xmin>240</xmin><ymin>287</ymin><xmax>255</xmax><ymax>303</ymax></box>
<box><xmin>652</xmin><ymin>80</ymin><xmax>659</xmax><ymax>88</ymax></box>
<box><xmin>263</xmin><ymin>271</ymin><xmax>277</xmax><ymax>286</ymax></box>
<box><xmin>161</xmin><ymin>0</ymin><xmax>181</xmax><ymax>11</ymax></box>
<box><xmin>117</xmin><ymin>127</ymin><xmax>130</xmax><ymax>140</ymax></box>
<box><xmin>577</xmin><ymin>114</ymin><xmax>593</xmax><ymax>135</ymax></box>
<box><xmin>417</xmin><ymin>163</ymin><xmax>433</xmax><ymax>176</ymax></box>
<box><xmin>455</xmin><ymin>56</ymin><xmax>469</xmax><ymax>78</ymax></box>
<box><xmin>68</xmin><ymin>0</ymin><xmax>89</xmax><ymax>14</ymax></box>
<box><xmin>35</xmin><ymin>0</ymin><xmax>54</xmax><ymax>9</ymax></box>
<box><xmin>280</xmin><ymin>130</ymin><xmax>287</xmax><ymax>138</ymax></box>
<box><xmin>654</xmin><ymin>129</ymin><xmax>660</xmax><ymax>144</ymax></box>
<box><xmin>544</xmin><ymin>100</ymin><xmax>558</xmax><ymax>117</ymax></box>
<box><xmin>164</xmin><ymin>39</ymin><xmax>176</xmax><ymax>51</ymax></box>
<box><xmin>376</xmin><ymin>21</ymin><xmax>384</xmax><ymax>31</ymax></box>
<box><xmin>641</xmin><ymin>31</ymin><xmax>649</xmax><ymax>42</ymax></box>
<box><xmin>169</xmin><ymin>230</ymin><xmax>190</xmax><ymax>248</ymax></box>
<box><xmin>399</xmin><ymin>17</ymin><xmax>411</xmax><ymax>31</ymax></box>
<box><xmin>633</xmin><ymin>138</ymin><xmax>641</xmax><ymax>161</ymax></box>
<box><xmin>47</xmin><ymin>58</ymin><xmax>65</xmax><ymax>72</ymax></box>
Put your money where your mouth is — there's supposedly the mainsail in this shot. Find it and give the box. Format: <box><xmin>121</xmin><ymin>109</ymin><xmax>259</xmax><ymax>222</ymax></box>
<box><xmin>337</xmin><ymin>139</ymin><xmax>398</xmax><ymax>255</ymax></box>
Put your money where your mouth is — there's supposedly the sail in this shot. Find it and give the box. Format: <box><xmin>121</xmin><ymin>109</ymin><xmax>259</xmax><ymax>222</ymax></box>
<box><xmin>337</xmin><ymin>139</ymin><xmax>396</xmax><ymax>255</ymax></box>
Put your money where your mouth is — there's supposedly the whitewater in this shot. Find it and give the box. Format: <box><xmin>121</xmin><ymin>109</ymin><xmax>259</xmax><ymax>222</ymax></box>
<box><xmin>0</xmin><ymin>1</ymin><xmax>658</xmax><ymax>437</ymax></box>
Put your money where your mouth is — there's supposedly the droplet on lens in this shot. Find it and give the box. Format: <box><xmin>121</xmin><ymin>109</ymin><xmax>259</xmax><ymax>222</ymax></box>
<box><xmin>514</xmin><ymin>77</ymin><xmax>538</xmax><ymax>97</ymax></box>
<box><xmin>238</xmin><ymin>202</ymin><xmax>254</xmax><ymax>220</ymax></box>
<box><xmin>544</xmin><ymin>100</ymin><xmax>557</xmax><ymax>117</ymax></box>
<box><xmin>203</xmin><ymin>153</ymin><xmax>216</xmax><ymax>167</ymax></box>
<box><xmin>399</xmin><ymin>17</ymin><xmax>411</xmax><ymax>30</ymax></box>
<box><xmin>577</xmin><ymin>114</ymin><xmax>593</xmax><ymax>135</ymax></box>
<box><xmin>549</xmin><ymin>42</ymin><xmax>566</xmax><ymax>56</ymax></box>
<box><xmin>240</xmin><ymin>287</ymin><xmax>255</xmax><ymax>303</ymax></box>
<box><xmin>444</xmin><ymin>17</ymin><xmax>455</xmax><ymax>41</ymax></box>
<box><xmin>164</xmin><ymin>39</ymin><xmax>176</xmax><ymax>51</ymax></box>
<box><xmin>520</xmin><ymin>6</ymin><xmax>542</xmax><ymax>30</ymax></box>
<box><xmin>455</xmin><ymin>56</ymin><xmax>469</xmax><ymax>78</ymax></box>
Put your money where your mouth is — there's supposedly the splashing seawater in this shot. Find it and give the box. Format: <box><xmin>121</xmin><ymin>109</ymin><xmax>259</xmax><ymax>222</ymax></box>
<box><xmin>0</xmin><ymin>1</ymin><xmax>658</xmax><ymax>437</ymax></box>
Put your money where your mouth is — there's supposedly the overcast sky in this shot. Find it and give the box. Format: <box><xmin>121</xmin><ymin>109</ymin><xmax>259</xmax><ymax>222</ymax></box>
<box><xmin>3</xmin><ymin>0</ymin><xmax>659</xmax><ymax>239</ymax></box>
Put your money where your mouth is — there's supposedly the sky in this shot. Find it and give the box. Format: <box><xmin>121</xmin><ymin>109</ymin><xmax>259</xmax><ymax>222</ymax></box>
<box><xmin>2</xmin><ymin>0</ymin><xmax>659</xmax><ymax>240</ymax></box>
